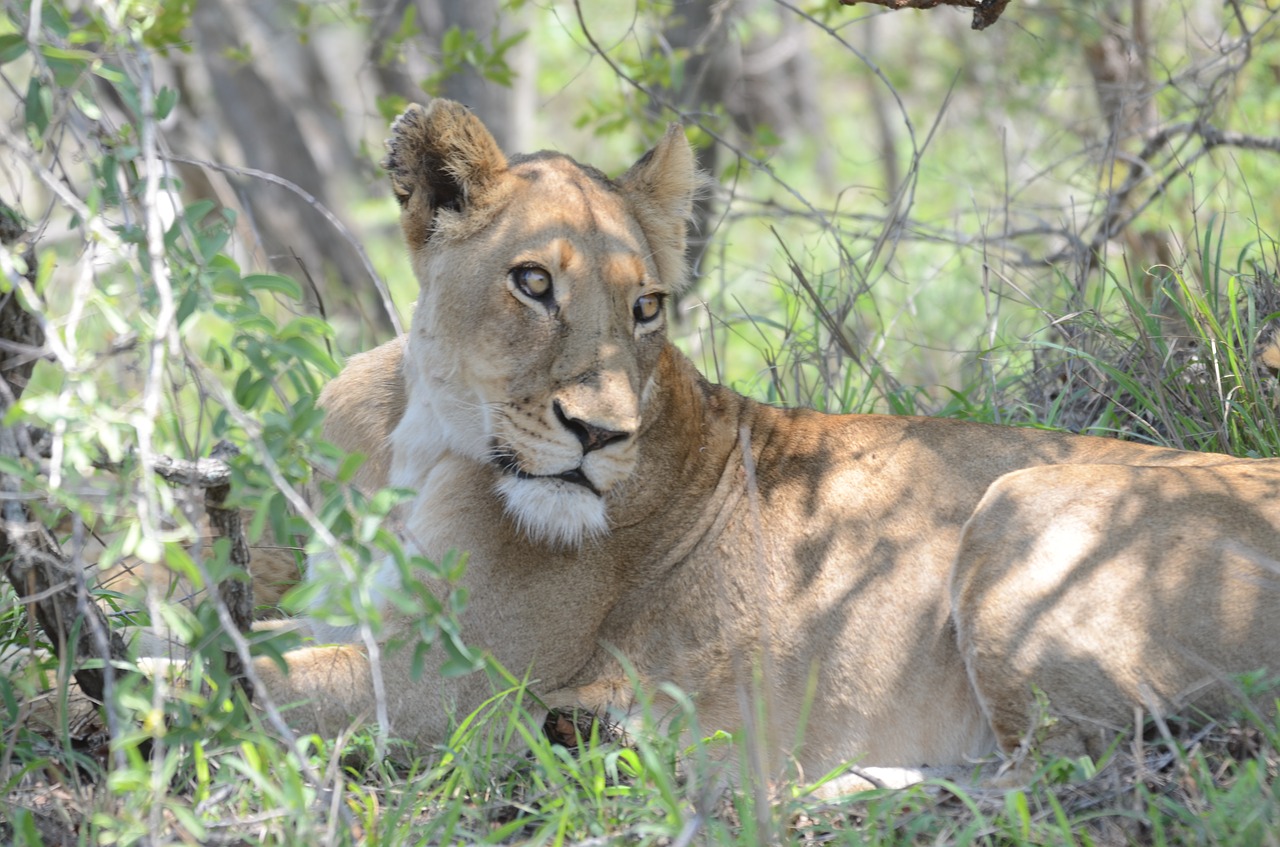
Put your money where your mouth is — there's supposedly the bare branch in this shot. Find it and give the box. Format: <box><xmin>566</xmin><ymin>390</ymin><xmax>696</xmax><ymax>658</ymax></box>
<box><xmin>838</xmin><ymin>0</ymin><xmax>1013</xmax><ymax>31</ymax></box>
<box><xmin>151</xmin><ymin>453</ymin><xmax>233</xmax><ymax>488</ymax></box>
<box><xmin>1054</xmin><ymin>121</ymin><xmax>1280</xmax><ymax>270</ymax></box>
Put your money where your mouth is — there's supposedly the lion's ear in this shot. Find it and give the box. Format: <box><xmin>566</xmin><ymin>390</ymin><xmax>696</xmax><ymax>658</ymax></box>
<box><xmin>619</xmin><ymin>124</ymin><xmax>700</xmax><ymax>292</ymax></box>
<box><xmin>382</xmin><ymin>100</ymin><xmax>508</xmax><ymax>246</ymax></box>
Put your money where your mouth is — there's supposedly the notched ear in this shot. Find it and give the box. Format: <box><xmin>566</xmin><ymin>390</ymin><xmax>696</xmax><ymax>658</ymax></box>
<box><xmin>619</xmin><ymin>124</ymin><xmax>701</xmax><ymax>292</ymax></box>
<box><xmin>382</xmin><ymin>100</ymin><xmax>508</xmax><ymax>244</ymax></box>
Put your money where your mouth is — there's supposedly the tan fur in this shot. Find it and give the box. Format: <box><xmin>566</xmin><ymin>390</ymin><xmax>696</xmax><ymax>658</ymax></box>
<box><xmin>253</xmin><ymin>100</ymin><xmax>1280</xmax><ymax>786</ymax></box>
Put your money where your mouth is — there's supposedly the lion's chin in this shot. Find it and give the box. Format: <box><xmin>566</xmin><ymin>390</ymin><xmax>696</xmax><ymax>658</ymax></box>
<box><xmin>494</xmin><ymin>474</ymin><xmax>609</xmax><ymax>548</ymax></box>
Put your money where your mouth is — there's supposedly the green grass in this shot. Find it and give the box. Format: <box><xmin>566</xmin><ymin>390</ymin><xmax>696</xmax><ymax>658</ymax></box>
<box><xmin>6</xmin><ymin>642</ymin><xmax>1280</xmax><ymax>845</ymax></box>
<box><xmin>5</xmin><ymin>1</ymin><xmax>1280</xmax><ymax>844</ymax></box>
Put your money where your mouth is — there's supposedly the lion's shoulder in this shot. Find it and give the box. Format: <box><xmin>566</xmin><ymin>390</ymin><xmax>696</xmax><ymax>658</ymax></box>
<box><xmin>318</xmin><ymin>335</ymin><xmax>407</xmax><ymax>494</ymax></box>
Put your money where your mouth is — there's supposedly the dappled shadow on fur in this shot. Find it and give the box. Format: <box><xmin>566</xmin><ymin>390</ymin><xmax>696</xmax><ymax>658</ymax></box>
<box><xmin>951</xmin><ymin>462</ymin><xmax>1280</xmax><ymax>759</ymax></box>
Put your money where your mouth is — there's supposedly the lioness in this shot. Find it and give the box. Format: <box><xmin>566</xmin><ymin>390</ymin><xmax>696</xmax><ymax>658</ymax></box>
<box><xmin>253</xmin><ymin>100</ymin><xmax>1280</xmax><ymax>788</ymax></box>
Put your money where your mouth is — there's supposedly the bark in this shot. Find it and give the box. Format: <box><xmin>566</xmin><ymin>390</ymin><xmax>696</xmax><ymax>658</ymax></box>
<box><xmin>1084</xmin><ymin>1</ymin><xmax>1156</xmax><ymax>144</ymax></box>
<box><xmin>1079</xmin><ymin>0</ymin><xmax>1165</xmax><ymax>301</ymax></box>
<box><xmin>419</xmin><ymin>0</ymin><xmax>534</xmax><ymax>152</ymax></box>
<box><xmin>661</xmin><ymin>0</ymin><xmax>737</xmax><ymax>286</ymax></box>
<box><xmin>183</xmin><ymin>0</ymin><xmax>390</xmax><ymax>335</ymax></box>
<box><xmin>658</xmin><ymin>2</ymin><xmax>829</xmax><ymax>291</ymax></box>
<box><xmin>203</xmin><ymin>441</ymin><xmax>254</xmax><ymax>700</ymax></box>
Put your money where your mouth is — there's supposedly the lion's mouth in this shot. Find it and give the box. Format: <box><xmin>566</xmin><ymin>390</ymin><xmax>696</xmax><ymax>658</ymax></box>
<box><xmin>492</xmin><ymin>451</ymin><xmax>601</xmax><ymax>496</ymax></box>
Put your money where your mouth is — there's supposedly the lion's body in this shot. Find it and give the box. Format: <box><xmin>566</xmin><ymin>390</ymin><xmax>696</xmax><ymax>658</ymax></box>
<box><xmin>253</xmin><ymin>100</ymin><xmax>1280</xmax><ymax>785</ymax></box>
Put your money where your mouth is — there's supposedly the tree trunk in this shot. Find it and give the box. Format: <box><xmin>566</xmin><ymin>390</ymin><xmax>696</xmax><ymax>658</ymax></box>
<box><xmin>0</xmin><ymin>204</ymin><xmax>128</xmax><ymax>706</ymax></box>
<box><xmin>182</xmin><ymin>0</ymin><xmax>391</xmax><ymax>336</ymax></box>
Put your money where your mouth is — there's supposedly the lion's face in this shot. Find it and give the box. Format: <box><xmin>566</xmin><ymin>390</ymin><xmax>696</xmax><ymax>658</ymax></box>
<box><xmin>383</xmin><ymin>102</ymin><xmax>697</xmax><ymax>545</ymax></box>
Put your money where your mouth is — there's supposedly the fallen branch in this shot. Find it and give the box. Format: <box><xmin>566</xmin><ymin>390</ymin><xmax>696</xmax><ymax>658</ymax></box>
<box><xmin>838</xmin><ymin>0</ymin><xmax>1013</xmax><ymax>31</ymax></box>
<box><xmin>152</xmin><ymin>453</ymin><xmax>233</xmax><ymax>488</ymax></box>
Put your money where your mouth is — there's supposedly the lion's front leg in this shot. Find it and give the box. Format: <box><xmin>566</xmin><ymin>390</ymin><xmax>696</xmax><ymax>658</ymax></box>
<box><xmin>252</xmin><ymin>645</ymin><xmax>376</xmax><ymax>739</ymax></box>
<box><xmin>252</xmin><ymin>638</ymin><xmax>501</xmax><ymax>747</ymax></box>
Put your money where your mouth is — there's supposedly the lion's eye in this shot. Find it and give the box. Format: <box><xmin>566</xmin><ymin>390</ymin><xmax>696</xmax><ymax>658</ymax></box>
<box><xmin>510</xmin><ymin>265</ymin><xmax>553</xmax><ymax>302</ymax></box>
<box><xmin>633</xmin><ymin>293</ymin><xmax>663</xmax><ymax>324</ymax></box>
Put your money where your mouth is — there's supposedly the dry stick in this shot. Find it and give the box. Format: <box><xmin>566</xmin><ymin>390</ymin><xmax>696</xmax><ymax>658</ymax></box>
<box><xmin>771</xmin><ymin>226</ymin><xmax>861</xmax><ymax>366</ymax></box>
<box><xmin>94</xmin><ymin>439</ymin><xmax>258</xmax><ymax>697</ymax></box>
<box><xmin>182</xmin><ymin>349</ymin><xmax>394</xmax><ymax>761</ymax></box>
<box><xmin>151</xmin><ymin>453</ymin><xmax>232</xmax><ymax>488</ymax></box>
<box><xmin>838</xmin><ymin>0</ymin><xmax>1013</xmax><ymax>31</ymax></box>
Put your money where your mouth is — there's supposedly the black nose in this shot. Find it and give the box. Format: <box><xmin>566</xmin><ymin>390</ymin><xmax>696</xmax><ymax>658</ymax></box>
<box><xmin>554</xmin><ymin>401</ymin><xmax>630</xmax><ymax>454</ymax></box>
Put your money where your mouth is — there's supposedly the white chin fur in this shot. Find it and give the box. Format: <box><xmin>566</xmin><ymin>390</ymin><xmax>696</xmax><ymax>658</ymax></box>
<box><xmin>494</xmin><ymin>474</ymin><xmax>608</xmax><ymax>547</ymax></box>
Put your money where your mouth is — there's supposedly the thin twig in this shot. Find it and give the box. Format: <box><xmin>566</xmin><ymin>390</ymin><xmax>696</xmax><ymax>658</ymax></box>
<box><xmin>772</xmin><ymin>227</ymin><xmax>861</xmax><ymax>365</ymax></box>
<box><xmin>1050</xmin><ymin>121</ymin><xmax>1280</xmax><ymax>275</ymax></box>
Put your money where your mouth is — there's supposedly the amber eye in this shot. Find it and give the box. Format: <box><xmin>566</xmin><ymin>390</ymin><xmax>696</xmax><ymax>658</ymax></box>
<box><xmin>633</xmin><ymin>293</ymin><xmax>663</xmax><ymax>324</ymax></box>
<box><xmin>510</xmin><ymin>265</ymin><xmax>553</xmax><ymax>301</ymax></box>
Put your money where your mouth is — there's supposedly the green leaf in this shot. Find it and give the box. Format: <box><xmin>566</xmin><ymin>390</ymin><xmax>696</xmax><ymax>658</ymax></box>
<box><xmin>279</xmin><ymin>316</ymin><xmax>334</xmax><ymax>340</ymax></box>
<box><xmin>232</xmin><ymin>371</ymin><xmax>270</xmax><ymax>410</ymax></box>
<box><xmin>12</xmin><ymin>808</ymin><xmax>45</xmax><ymax>847</ymax></box>
<box><xmin>242</xmin><ymin>273</ymin><xmax>302</xmax><ymax>301</ymax></box>
<box><xmin>175</xmin><ymin>286</ymin><xmax>201</xmax><ymax>327</ymax></box>
<box><xmin>376</xmin><ymin>93</ymin><xmax>409</xmax><ymax>123</ymax></box>
<box><xmin>144</xmin><ymin>0</ymin><xmax>197</xmax><ymax>52</ymax></box>
<box><xmin>335</xmin><ymin>451</ymin><xmax>366</xmax><ymax>484</ymax></box>
<box><xmin>24</xmin><ymin>76</ymin><xmax>50</xmax><ymax>136</ymax></box>
<box><xmin>90</xmin><ymin>62</ymin><xmax>128</xmax><ymax>85</ymax></box>
<box><xmin>279</xmin><ymin>337</ymin><xmax>338</xmax><ymax>376</ymax></box>
<box><xmin>40</xmin><ymin>4</ymin><xmax>71</xmax><ymax>38</ymax></box>
<box><xmin>42</xmin><ymin>47</ymin><xmax>91</xmax><ymax>87</ymax></box>
<box><xmin>369</xmin><ymin>487</ymin><xmax>414</xmax><ymax>517</ymax></box>
<box><xmin>34</xmin><ymin>248</ymin><xmax>54</xmax><ymax>295</ymax></box>
<box><xmin>164</xmin><ymin>543</ymin><xmax>203</xmax><ymax>591</ymax></box>
<box><xmin>155</xmin><ymin>86</ymin><xmax>178</xmax><ymax>120</ymax></box>
<box><xmin>287</xmin><ymin>406</ymin><xmax>325</xmax><ymax>439</ymax></box>
<box><xmin>0</xmin><ymin>34</ymin><xmax>27</xmax><ymax>65</ymax></box>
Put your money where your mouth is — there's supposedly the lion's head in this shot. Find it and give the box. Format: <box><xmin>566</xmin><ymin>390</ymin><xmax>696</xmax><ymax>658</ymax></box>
<box><xmin>382</xmin><ymin>101</ymin><xmax>699</xmax><ymax>546</ymax></box>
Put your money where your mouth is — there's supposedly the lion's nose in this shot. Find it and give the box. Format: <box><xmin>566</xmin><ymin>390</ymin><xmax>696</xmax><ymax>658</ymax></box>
<box><xmin>553</xmin><ymin>401</ymin><xmax>631</xmax><ymax>454</ymax></box>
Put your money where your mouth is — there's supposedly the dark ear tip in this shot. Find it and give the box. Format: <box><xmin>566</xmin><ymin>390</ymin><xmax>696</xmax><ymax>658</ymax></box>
<box><xmin>381</xmin><ymin>99</ymin><xmax>504</xmax><ymax>224</ymax></box>
<box><xmin>389</xmin><ymin>103</ymin><xmax>427</xmax><ymax>137</ymax></box>
<box><xmin>381</xmin><ymin>149</ymin><xmax>409</xmax><ymax>202</ymax></box>
<box><xmin>384</xmin><ymin>104</ymin><xmax>425</xmax><ymax>159</ymax></box>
